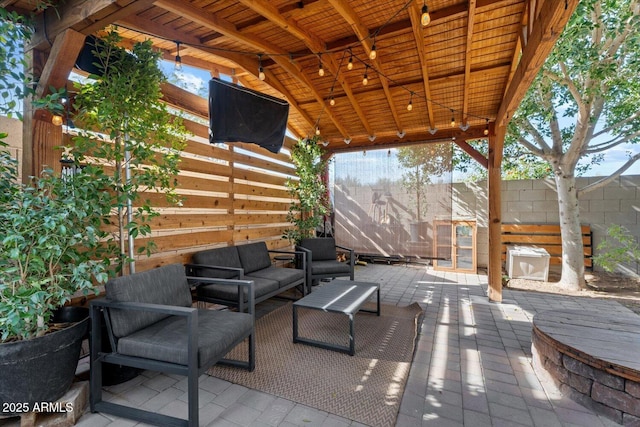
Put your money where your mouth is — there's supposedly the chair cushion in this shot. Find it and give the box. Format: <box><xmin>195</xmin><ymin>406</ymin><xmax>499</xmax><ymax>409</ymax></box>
<box><xmin>236</xmin><ymin>242</ymin><xmax>272</xmax><ymax>274</ymax></box>
<box><xmin>311</xmin><ymin>260</ymin><xmax>351</xmax><ymax>276</ymax></box>
<box><xmin>247</xmin><ymin>266</ymin><xmax>305</xmax><ymax>288</ymax></box>
<box><xmin>192</xmin><ymin>246</ymin><xmax>242</xmax><ymax>279</ymax></box>
<box><xmin>196</xmin><ymin>276</ymin><xmax>279</xmax><ymax>303</ymax></box>
<box><xmin>299</xmin><ymin>238</ymin><xmax>337</xmax><ymax>261</ymax></box>
<box><xmin>117</xmin><ymin>309</ymin><xmax>252</xmax><ymax>367</ymax></box>
<box><xmin>105</xmin><ymin>264</ymin><xmax>192</xmax><ymax>338</ymax></box>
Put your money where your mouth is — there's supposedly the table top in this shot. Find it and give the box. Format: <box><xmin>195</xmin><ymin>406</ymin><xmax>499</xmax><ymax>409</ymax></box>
<box><xmin>293</xmin><ymin>279</ymin><xmax>378</xmax><ymax>314</ymax></box>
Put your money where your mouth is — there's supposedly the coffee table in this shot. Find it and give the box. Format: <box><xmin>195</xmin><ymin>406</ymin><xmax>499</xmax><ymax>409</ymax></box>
<box><xmin>292</xmin><ymin>279</ymin><xmax>380</xmax><ymax>356</ymax></box>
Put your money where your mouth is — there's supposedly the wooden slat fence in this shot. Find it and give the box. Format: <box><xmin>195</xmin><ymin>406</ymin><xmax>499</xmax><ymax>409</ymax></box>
<box><xmin>500</xmin><ymin>223</ymin><xmax>593</xmax><ymax>269</ymax></box>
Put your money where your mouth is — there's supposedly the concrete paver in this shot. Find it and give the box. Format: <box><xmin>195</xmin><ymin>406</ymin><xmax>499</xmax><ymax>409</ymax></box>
<box><xmin>9</xmin><ymin>263</ymin><xmax>631</xmax><ymax>426</ymax></box>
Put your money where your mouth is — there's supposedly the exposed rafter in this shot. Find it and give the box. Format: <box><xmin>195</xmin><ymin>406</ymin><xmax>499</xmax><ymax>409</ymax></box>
<box><xmin>407</xmin><ymin>0</ymin><xmax>436</xmax><ymax>130</ymax></box>
<box><xmin>235</xmin><ymin>0</ymin><xmax>374</xmax><ymax>137</ymax></box>
<box><xmin>327</xmin><ymin>0</ymin><xmax>404</xmax><ymax>137</ymax></box>
<box><xmin>154</xmin><ymin>0</ymin><xmax>351</xmax><ymax>138</ymax></box>
<box><xmin>461</xmin><ymin>0</ymin><xmax>477</xmax><ymax>127</ymax></box>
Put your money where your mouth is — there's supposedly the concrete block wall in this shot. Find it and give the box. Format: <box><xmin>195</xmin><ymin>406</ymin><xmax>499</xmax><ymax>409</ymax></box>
<box><xmin>453</xmin><ymin>176</ymin><xmax>640</xmax><ymax>276</ymax></box>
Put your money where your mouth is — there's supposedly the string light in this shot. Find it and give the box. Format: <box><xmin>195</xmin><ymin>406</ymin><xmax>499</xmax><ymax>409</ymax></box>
<box><xmin>362</xmin><ymin>65</ymin><xmax>369</xmax><ymax>86</ymax></box>
<box><xmin>421</xmin><ymin>1</ymin><xmax>431</xmax><ymax>26</ymax></box>
<box><xmin>318</xmin><ymin>55</ymin><xmax>325</xmax><ymax>77</ymax></box>
<box><xmin>450</xmin><ymin>109</ymin><xmax>456</xmax><ymax>128</ymax></box>
<box><xmin>484</xmin><ymin>119</ymin><xmax>490</xmax><ymax>136</ymax></box>
<box><xmin>369</xmin><ymin>43</ymin><xmax>377</xmax><ymax>60</ymax></box>
<box><xmin>174</xmin><ymin>41</ymin><xmax>182</xmax><ymax>70</ymax></box>
<box><xmin>329</xmin><ymin>96</ymin><xmax>335</xmax><ymax>106</ymax></box>
<box><xmin>315</xmin><ymin>126</ymin><xmax>321</xmax><ymax>136</ymax></box>
<box><xmin>407</xmin><ymin>92</ymin><xmax>413</xmax><ymax>111</ymax></box>
<box><xmin>347</xmin><ymin>50</ymin><xmax>354</xmax><ymax>70</ymax></box>
<box><xmin>258</xmin><ymin>54</ymin><xmax>265</xmax><ymax>80</ymax></box>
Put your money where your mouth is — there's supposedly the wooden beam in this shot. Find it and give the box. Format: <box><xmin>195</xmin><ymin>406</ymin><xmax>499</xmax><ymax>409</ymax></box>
<box><xmin>461</xmin><ymin>0</ymin><xmax>477</xmax><ymax>127</ymax></box>
<box><xmin>36</xmin><ymin>29</ymin><xmax>86</xmax><ymax>98</ymax></box>
<box><xmin>407</xmin><ymin>0</ymin><xmax>436</xmax><ymax>130</ymax></box>
<box><xmin>28</xmin><ymin>0</ymin><xmax>118</xmax><ymax>51</ymax></box>
<box><xmin>154</xmin><ymin>0</ymin><xmax>351</xmax><ymax>138</ymax></box>
<box><xmin>326</xmin><ymin>124</ymin><xmax>487</xmax><ymax>154</ymax></box>
<box><xmin>456</xmin><ymin>139</ymin><xmax>488</xmax><ymax>169</ymax></box>
<box><xmin>496</xmin><ymin>0</ymin><xmax>579</xmax><ymax>129</ymax></box>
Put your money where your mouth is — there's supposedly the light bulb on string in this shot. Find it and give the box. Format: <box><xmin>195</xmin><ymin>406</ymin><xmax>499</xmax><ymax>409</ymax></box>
<box><xmin>174</xmin><ymin>41</ymin><xmax>182</xmax><ymax>70</ymax></box>
<box><xmin>318</xmin><ymin>55</ymin><xmax>325</xmax><ymax>77</ymax></box>
<box><xmin>369</xmin><ymin>43</ymin><xmax>377</xmax><ymax>60</ymax></box>
<box><xmin>421</xmin><ymin>2</ymin><xmax>431</xmax><ymax>26</ymax></box>
<box><xmin>329</xmin><ymin>96</ymin><xmax>335</xmax><ymax>106</ymax></box>
<box><xmin>362</xmin><ymin>66</ymin><xmax>369</xmax><ymax>86</ymax></box>
<box><xmin>484</xmin><ymin>119</ymin><xmax>490</xmax><ymax>136</ymax></box>
<box><xmin>258</xmin><ymin>54</ymin><xmax>265</xmax><ymax>80</ymax></box>
<box><xmin>347</xmin><ymin>55</ymin><xmax>353</xmax><ymax>70</ymax></box>
<box><xmin>315</xmin><ymin>126</ymin><xmax>321</xmax><ymax>136</ymax></box>
<box><xmin>407</xmin><ymin>92</ymin><xmax>413</xmax><ymax>111</ymax></box>
<box><xmin>450</xmin><ymin>110</ymin><xmax>456</xmax><ymax>128</ymax></box>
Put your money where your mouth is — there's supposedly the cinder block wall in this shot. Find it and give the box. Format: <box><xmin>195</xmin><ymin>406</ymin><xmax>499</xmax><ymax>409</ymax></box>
<box><xmin>453</xmin><ymin>176</ymin><xmax>640</xmax><ymax>277</ymax></box>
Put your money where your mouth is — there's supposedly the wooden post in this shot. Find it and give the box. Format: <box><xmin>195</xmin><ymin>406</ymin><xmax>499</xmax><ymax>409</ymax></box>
<box><xmin>487</xmin><ymin>124</ymin><xmax>505</xmax><ymax>303</ymax></box>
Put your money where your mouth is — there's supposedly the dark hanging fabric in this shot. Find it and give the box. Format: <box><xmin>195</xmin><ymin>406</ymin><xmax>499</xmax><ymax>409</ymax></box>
<box><xmin>209</xmin><ymin>78</ymin><xmax>290</xmax><ymax>153</ymax></box>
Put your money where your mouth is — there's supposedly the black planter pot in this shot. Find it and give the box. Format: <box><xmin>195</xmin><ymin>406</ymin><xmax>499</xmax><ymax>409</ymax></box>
<box><xmin>0</xmin><ymin>307</ymin><xmax>89</xmax><ymax>415</ymax></box>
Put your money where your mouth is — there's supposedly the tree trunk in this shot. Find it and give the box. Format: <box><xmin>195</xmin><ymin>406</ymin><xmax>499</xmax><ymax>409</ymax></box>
<box><xmin>555</xmin><ymin>173</ymin><xmax>585</xmax><ymax>290</ymax></box>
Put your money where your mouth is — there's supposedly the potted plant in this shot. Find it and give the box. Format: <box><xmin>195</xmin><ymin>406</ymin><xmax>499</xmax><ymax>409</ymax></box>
<box><xmin>284</xmin><ymin>136</ymin><xmax>331</xmax><ymax>245</ymax></box>
<box><xmin>0</xmin><ymin>142</ymin><xmax>110</xmax><ymax>410</ymax></box>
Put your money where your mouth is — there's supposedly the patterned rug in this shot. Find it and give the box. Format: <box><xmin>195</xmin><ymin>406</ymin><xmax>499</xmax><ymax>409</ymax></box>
<box><xmin>208</xmin><ymin>301</ymin><xmax>423</xmax><ymax>427</ymax></box>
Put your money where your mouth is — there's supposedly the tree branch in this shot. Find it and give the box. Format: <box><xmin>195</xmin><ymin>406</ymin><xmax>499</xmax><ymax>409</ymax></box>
<box><xmin>586</xmin><ymin>130</ymin><xmax>640</xmax><ymax>154</ymax></box>
<box><xmin>579</xmin><ymin>151</ymin><xmax>640</xmax><ymax>196</ymax></box>
<box><xmin>593</xmin><ymin>111</ymin><xmax>640</xmax><ymax>138</ymax></box>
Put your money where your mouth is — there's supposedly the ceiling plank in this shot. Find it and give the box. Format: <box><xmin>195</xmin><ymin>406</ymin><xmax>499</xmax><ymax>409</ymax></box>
<box><xmin>407</xmin><ymin>0</ymin><xmax>436</xmax><ymax>130</ymax></box>
<box><xmin>461</xmin><ymin>0</ymin><xmax>477</xmax><ymax>127</ymax></box>
<box><xmin>327</xmin><ymin>0</ymin><xmax>404</xmax><ymax>137</ymax></box>
<box><xmin>154</xmin><ymin>0</ymin><xmax>351</xmax><ymax>138</ymax></box>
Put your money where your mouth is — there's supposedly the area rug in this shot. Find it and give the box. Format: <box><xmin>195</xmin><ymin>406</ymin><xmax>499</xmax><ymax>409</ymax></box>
<box><xmin>208</xmin><ymin>302</ymin><xmax>423</xmax><ymax>427</ymax></box>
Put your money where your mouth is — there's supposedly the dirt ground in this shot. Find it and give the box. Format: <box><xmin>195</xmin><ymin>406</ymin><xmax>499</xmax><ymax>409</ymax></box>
<box><xmin>503</xmin><ymin>268</ymin><xmax>640</xmax><ymax>315</ymax></box>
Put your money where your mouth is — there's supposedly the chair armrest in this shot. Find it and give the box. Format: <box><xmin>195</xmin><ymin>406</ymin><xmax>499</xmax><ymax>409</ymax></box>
<box><xmin>90</xmin><ymin>299</ymin><xmax>197</xmax><ymax>317</ymax></box>
<box><xmin>184</xmin><ymin>263</ymin><xmax>244</xmax><ymax>279</ymax></box>
<box><xmin>185</xmin><ymin>276</ymin><xmax>256</xmax><ymax>316</ymax></box>
<box><xmin>268</xmin><ymin>249</ymin><xmax>307</xmax><ymax>271</ymax></box>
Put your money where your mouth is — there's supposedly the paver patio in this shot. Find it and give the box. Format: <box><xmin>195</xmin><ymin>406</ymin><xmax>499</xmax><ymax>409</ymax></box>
<box><xmin>72</xmin><ymin>263</ymin><xmax>626</xmax><ymax>427</ymax></box>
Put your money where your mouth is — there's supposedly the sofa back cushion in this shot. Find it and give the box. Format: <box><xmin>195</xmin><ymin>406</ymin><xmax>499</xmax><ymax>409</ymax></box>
<box><xmin>105</xmin><ymin>263</ymin><xmax>192</xmax><ymax>338</ymax></box>
<box><xmin>192</xmin><ymin>246</ymin><xmax>242</xmax><ymax>278</ymax></box>
<box><xmin>236</xmin><ymin>242</ymin><xmax>272</xmax><ymax>274</ymax></box>
<box><xmin>299</xmin><ymin>238</ymin><xmax>337</xmax><ymax>261</ymax></box>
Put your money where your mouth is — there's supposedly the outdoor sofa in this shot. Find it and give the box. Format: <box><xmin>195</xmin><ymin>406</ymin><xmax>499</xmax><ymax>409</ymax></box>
<box><xmin>186</xmin><ymin>241</ymin><xmax>307</xmax><ymax>310</ymax></box>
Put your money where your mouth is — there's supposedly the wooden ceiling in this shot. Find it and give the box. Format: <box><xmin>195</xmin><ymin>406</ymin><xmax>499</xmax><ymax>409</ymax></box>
<box><xmin>9</xmin><ymin>0</ymin><xmax>577</xmax><ymax>155</ymax></box>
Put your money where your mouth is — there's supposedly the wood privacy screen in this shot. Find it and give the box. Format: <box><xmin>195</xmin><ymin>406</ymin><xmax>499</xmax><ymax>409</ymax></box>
<box><xmin>500</xmin><ymin>223</ymin><xmax>593</xmax><ymax>269</ymax></box>
<box><xmin>62</xmin><ymin>113</ymin><xmax>297</xmax><ymax>274</ymax></box>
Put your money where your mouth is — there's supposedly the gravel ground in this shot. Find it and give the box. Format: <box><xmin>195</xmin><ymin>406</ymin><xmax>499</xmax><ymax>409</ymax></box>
<box><xmin>504</xmin><ymin>269</ymin><xmax>640</xmax><ymax>315</ymax></box>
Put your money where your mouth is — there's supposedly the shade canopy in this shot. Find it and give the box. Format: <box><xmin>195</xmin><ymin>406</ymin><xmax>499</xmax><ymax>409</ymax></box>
<box><xmin>14</xmin><ymin>0</ymin><xmax>578</xmax><ymax>155</ymax></box>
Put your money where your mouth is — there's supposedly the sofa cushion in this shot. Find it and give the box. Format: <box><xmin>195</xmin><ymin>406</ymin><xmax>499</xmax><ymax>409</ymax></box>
<box><xmin>236</xmin><ymin>242</ymin><xmax>272</xmax><ymax>274</ymax></box>
<box><xmin>105</xmin><ymin>264</ymin><xmax>192</xmax><ymax>338</ymax></box>
<box><xmin>311</xmin><ymin>260</ymin><xmax>351</xmax><ymax>276</ymax></box>
<box><xmin>192</xmin><ymin>246</ymin><xmax>242</xmax><ymax>279</ymax></box>
<box><xmin>299</xmin><ymin>238</ymin><xmax>337</xmax><ymax>261</ymax></box>
<box><xmin>197</xmin><ymin>276</ymin><xmax>279</xmax><ymax>303</ymax></box>
<box><xmin>247</xmin><ymin>266</ymin><xmax>304</xmax><ymax>288</ymax></box>
<box><xmin>117</xmin><ymin>308</ymin><xmax>252</xmax><ymax>367</ymax></box>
